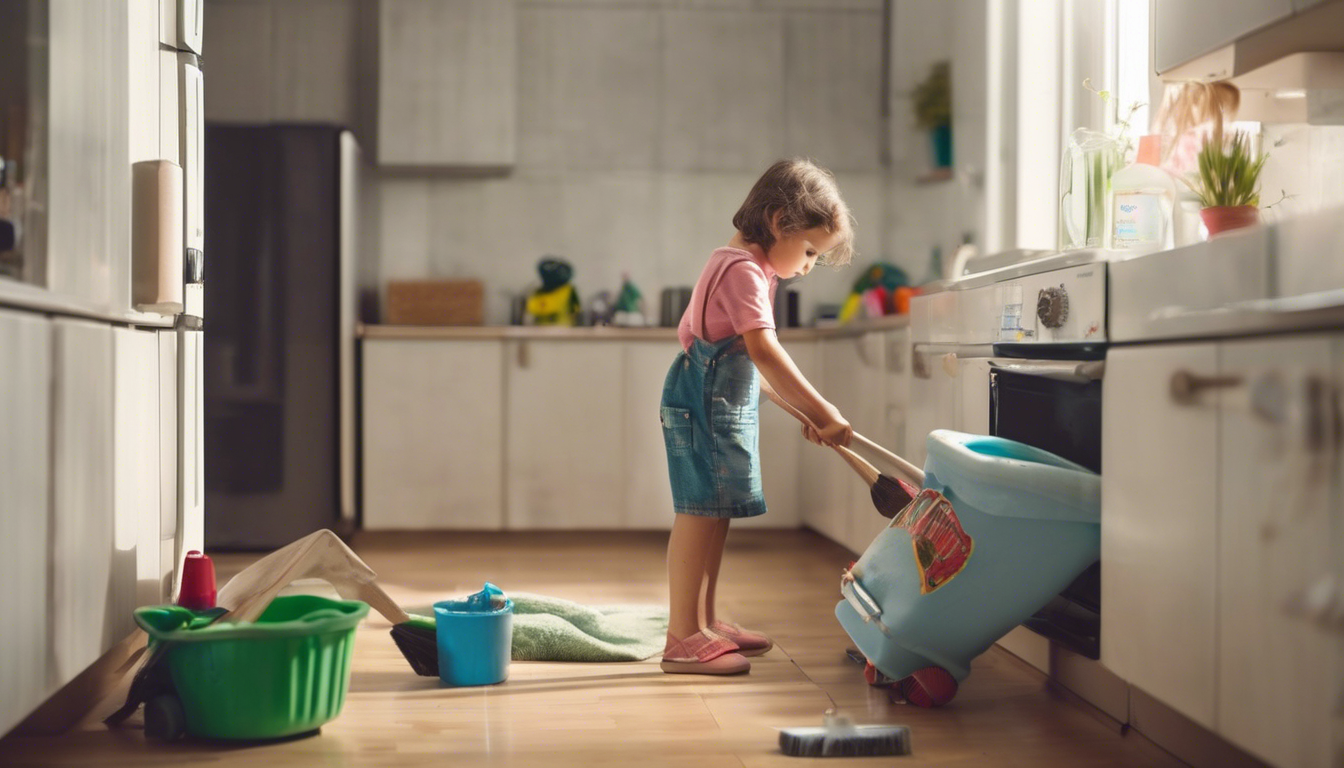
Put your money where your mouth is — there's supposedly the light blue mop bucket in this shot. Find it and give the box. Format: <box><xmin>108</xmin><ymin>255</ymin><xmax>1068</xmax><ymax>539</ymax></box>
<box><xmin>434</xmin><ymin>583</ymin><xmax>514</xmax><ymax>686</ymax></box>
<box><xmin>836</xmin><ymin>430</ymin><xmax>1100</xmax><ymax>687</ymax></box>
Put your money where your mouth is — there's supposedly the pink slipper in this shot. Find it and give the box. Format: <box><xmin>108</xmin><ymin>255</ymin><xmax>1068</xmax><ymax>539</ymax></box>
<box><xmin>660</xmin><ymin>630</ymin><xmax>750</xmax><ymax>675</ymax></box>
<box><xmin>706</xmin><ymin>620</ymin><xmax>774</xmax><ymax>657</ymax></box>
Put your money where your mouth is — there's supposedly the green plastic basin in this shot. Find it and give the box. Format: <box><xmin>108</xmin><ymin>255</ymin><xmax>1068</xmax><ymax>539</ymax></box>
<box><xmin>134</xmin><ymin>595</ymin><xmax>369</xmax><ymax>740</ymax></box>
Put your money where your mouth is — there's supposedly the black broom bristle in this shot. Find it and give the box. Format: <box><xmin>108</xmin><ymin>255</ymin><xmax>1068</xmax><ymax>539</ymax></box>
<box><xmin>870</xmin><ymin>474</ymin><xmax>916</xmax><ymax>518</ymax></box>
<box><xmin>390</xmin><ymin>623</ymin><xmax>440</xmax><ymax>677</ymax></box>
<box><xmin>778</xmin><ymin>724</ymin><xmax>912</xmax><ymax>757</ymax></box>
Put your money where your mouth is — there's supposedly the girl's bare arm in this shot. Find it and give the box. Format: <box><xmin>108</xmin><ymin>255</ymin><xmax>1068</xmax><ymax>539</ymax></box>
<box><xmin>742</xmin><ymin>328</ymin><xmax>852</xmax><ymax>446</ymax></box>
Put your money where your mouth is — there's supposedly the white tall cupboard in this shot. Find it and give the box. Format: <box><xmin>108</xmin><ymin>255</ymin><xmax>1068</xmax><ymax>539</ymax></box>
<box><xmin>1103</xmin><ymin>334</ymin><xmax>1344</xmax><ymax>765</ymax></box>
<box><xmin>0</xmin><ymin>312</ymin><xmax>53</xmax><ymax>735</ymax></box>
<box><xmin>0</xmin><ymin>0</ymin><xmax>198</xmax><ymax>735</ymax></box>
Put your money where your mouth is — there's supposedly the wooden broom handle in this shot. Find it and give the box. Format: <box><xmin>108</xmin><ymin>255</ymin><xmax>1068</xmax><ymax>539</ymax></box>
<box><xmin>759</xmin><ymin>386</ymin><xmax>878</xmax><ymax>486</ymax></box>
<box><xmin>763</xmin><ymin>386</ymin><xmax>924</xmax><ymax>488</ymax></box>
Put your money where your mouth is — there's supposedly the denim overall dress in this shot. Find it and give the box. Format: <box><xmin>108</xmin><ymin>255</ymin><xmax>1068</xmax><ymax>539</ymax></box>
<box><xmin>660</xmin><ymin>254</ymin><xmax>768</xmax><ymax>519</ymax></box>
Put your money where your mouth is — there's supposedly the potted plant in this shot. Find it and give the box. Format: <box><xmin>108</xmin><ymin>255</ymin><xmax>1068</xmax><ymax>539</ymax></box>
<box><xmin>1187</xmin><ymin>130</ymin><xmax>1265</xmax><ymax>236</ymax></box>
<box><xmin>914</xmin><ymin>61</ymin><xmax>952</xmax><ymax>169</ymax></box>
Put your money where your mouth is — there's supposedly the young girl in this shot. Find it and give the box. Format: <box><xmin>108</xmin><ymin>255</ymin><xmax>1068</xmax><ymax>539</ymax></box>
<box><xmin>660</xmin><ymin>158</ymin><xmax>855</xmax><ymax>675</ymax></box>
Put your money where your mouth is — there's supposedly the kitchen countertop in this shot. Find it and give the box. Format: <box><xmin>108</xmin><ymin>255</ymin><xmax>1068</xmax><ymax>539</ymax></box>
<box><xmin>358</xmin><ymin>314</ymin><xmax>908</xmax><ymax>342</ymax></box>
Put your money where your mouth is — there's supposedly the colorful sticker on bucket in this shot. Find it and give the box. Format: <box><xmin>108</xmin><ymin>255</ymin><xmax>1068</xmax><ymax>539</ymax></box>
<box><xmin>891</xmin><ymin>488</ymin><xmax>974</xmax><ymax>594</ymax></box>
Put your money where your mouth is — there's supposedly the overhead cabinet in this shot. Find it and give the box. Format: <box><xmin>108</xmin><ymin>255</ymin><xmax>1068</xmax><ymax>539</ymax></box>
<box><xmin>1154</xmin><ymin>0</ymin><xmax>1344</xmax><ymax>78</ymax></box>
<box><xmin>377</xmin><ymin>0</ymin><xmax>517</xmax><ymax>168</ymax></box>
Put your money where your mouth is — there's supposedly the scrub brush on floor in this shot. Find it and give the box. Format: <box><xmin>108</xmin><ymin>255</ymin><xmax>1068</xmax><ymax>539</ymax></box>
<box><xmin>779</xmin><ymin>709</ymin><xmax>911</xmax><ymax>758</ymax></box>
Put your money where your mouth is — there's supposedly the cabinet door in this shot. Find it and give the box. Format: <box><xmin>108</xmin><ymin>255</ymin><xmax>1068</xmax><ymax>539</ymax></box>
<box><xmin>158</xmin><ymin>331</ymin><xmax>179</xmax><ymax>601</ymax></box>
<box><xmin>363</xmin><ymin>339</ymin><xmax>505</xmax><ymax>529</ymax></box>
<box><xmin>506</xmin><ymin>340</ymin><xmax>624</xmax><ymax>529</ymax></box>
<box><xmin>749</xmin><ymin>339</ymin><xmax>816</xmax><ymax>531</ymax></box>
<box><xmin>802</xmin><ymin>338</ymin><xmax>862</xmax><ymax>545</ymax></box>
<box><xmin>623</xmin><ymin>341</ymin><xmax>680</xmax><ymax>530</ymax></box>
<box><xmin>1101</xmin><ymin>343</ymin><xmax>1219</xmax><ymax>728</ymax></box>
<box><xmin>906</xmin><ymin>345</ymin><xmax>958</xmax><ymax>467</ymax></box>
<box><xmin>0</xmin><ymin>311</ymin><xmax>52</xmax><ymax>736</ymax></box>
<box><xmin>1217</xmin><ymin>335</ymin><xmax>1339</xmax><ymax>767</ymax></box>
<box><xmin>51</xmin><ymin>320</ymin><xmax>125</xmax><ymax>685</ymax></box>
<box><xmin>1154</xmin><ymin>0</ymin><xmax>1294</xmax><ymax>73</ymax></box>
<box><xmin>378</xmin><ymin>0</ymin><xmax>516</xmax><ymax>167</ymax></box>
<box><xmin>113</xmin><ymin>328</ymin><xmax>161</xmax><ymax>609</ymax></box>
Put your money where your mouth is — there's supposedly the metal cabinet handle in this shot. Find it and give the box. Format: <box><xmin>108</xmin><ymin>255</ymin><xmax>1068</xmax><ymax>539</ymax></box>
<box><xmin>1170</xmin><ymin>370</ymin><xmax>1243</xmax><ymax>404</ymax></box>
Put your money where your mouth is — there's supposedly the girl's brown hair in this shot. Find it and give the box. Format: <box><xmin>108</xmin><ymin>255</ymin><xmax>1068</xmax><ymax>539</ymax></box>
<box><xmin>732</xmin><ymin>158</ymin><xmax>855</xmax><ymax>266</ymax></box>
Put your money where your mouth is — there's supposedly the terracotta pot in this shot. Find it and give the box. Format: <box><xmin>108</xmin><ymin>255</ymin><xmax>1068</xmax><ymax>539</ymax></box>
<box><xmin>1200</xmin><ymin>205</ymin><xmax>1259</xmax><ymax>237</ymax></box>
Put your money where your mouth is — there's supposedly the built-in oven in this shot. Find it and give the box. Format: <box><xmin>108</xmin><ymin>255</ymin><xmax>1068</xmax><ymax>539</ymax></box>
<box><xmin>988</xmin><ymin>352</ymin><xmax>1105</xmax><ymax>658</ymax></box>
<box><xmin>910</xmin><ymin>253</ymin><xmax>1111</xmax><ymax>659</ymax></box>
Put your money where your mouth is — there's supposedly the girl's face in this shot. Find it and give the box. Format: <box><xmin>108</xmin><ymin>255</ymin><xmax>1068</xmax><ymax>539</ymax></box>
<box><xmin>766</xmin><ymin>224</ymin><xmax>844</xmax><ymax>279</ymax></box>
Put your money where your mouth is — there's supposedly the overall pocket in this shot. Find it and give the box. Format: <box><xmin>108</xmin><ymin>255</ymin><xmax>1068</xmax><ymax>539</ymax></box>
<box><xmin>660</xmin><ymin>406</ymin><xmax>693</xmax><ymax>456</ymax></box>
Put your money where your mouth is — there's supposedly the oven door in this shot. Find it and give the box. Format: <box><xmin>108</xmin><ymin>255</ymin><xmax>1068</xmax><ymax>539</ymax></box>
<box><xmin>989</xmin><ymin>358</ymin><xmax>1104</xmax><ymax>658</ymax></box>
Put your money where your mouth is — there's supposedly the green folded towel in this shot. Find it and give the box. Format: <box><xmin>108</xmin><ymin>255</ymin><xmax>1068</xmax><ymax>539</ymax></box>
<box><xmin>508</xmin><ymin>593</ymin><xmax>668</xmax><ymax>662</ymax></box>
<box><xmin>413</xmin><ymin>592</ymin><xmax>668</xmax><ymax>663</ymax></box>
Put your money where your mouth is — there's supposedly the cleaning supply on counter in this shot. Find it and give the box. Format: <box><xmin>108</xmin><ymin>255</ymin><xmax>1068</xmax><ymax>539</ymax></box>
<box><xmin>778</xmin><ymin>709</ymin><xmax>912</xmax><ymax>758</ymax></box>
<box><xmin>435</xmin><ymin>583</ymin><xmax>514</xmax><ymax>686</ymax></box>
<box><xmin>838</xmin><ymin>262</ymin><xmax>909</xmax><ymax>323</ymax></box>
<box><xmin>133</xmin><ymin>595</ymin><xmax>368</xmax><ymax>740</ymax></box>
<box><xmin>177</xmin><ymin>550</ymin><xmax>216</xmax><ymax>610</ymax></box>
<box><xmin>1109</xmin><ymin>135</ymin><xmax>1175</xmax><ymax>251</ymax></box>
<box><xmin>612</xmin><ymin>274</ymin><xmax>646</xmax><ymax>326</ymax></box>
<box><xmin>525</xmin><ymin>257</ymin><xmax>581</xmax><ymax>326</ymax></box>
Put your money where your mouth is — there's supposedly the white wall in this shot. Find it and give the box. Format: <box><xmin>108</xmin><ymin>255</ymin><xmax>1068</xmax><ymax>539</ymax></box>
<box><xmin>204</xmin><ymin>0</ymin><xmax>897</xmax><ymax>325</ymax></box>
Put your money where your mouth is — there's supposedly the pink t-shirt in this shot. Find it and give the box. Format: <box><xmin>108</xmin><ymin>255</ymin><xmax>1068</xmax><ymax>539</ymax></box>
<box><xmin>678</xmin><ymin>247</ymin><xmax>778</xmax><ymax>351</ymax></box>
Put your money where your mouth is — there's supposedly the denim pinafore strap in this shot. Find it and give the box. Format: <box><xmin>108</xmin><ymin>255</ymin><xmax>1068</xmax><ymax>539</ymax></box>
<box><xmin>660</xmin><ymin>255</ymin><xmax>766</xmax><ymax>518</ymax></box>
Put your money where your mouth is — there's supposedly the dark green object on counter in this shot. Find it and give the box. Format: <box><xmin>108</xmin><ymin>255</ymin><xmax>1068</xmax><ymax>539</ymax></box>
<box><xmin>133</xmin><ymin>595</ymin><xmax>368</xmax><ymax>740</ymax></box>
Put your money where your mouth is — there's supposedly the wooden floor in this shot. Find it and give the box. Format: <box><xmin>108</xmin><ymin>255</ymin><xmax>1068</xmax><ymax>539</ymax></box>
<box><xmin>3</xmin><ymin>530</ymin><xmax>1185</xmax><ymax>767</ymax></box>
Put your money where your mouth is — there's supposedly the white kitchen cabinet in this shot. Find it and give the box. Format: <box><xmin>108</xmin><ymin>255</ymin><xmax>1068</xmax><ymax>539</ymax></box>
<box><xmin>1154</xmin><ymin>0</ymin><xmax>1294</xmax><ymax>73</ymax></box>
<box><xmin>0</xmin><ymin>311</ymin><xmax>52</xmax><ymax>736</ymax></box>
<box><xmin>1101</xmin><ymin>343</ymin><xmax>1220</xmax><ymax>729</ymax></box>
<box><xmin>47</xmin><ymin>1</ymin><xmax>134</xmax><ymax>313</ymax></box>
<box><xmin>158</xmin><ymin>331</ymin><xmax>179</xmax><ymax>601</ymax></box>
<box><xmin>114</xmin><ymin>328</ymin><xmax>164</xmax><ymax>610</ymax></box>
<box><xmin>506</xmin><ymin>340</ymin><xmax>624</xmax><ymax>529</ymax></box>
<box><xmin>622</xmin><ymin>340</ymin><xmax>680</xmax><ymax>530</ymax></box>
<box><xmin>363</xmin><ymin>339</ymin><xmax>505</xmax><ymax>529</ymax></box>
<box><xmin>1217</xmin><ymin>335</ymin><xmax>1339</xmax><ymax>768</ymax></box>
<box><xmin>50</xmin><ymin>320</ymin><xmax>129</xmax><ymax>687</ymax></box>
<box><xmin>752</xmin><ymin>339</ymin><xmax>817</xmax><ymax>531</ymax></box>
<box><xmin>906</xmin><ymin>344</ymin><xmax>959</xmax><ymax>468</ymax></box>
<box><xmin>803</xmin><ymin>337</ymin><xmax>864</xmax><ymax>545</ymax></box>
<box><xmin>377</xmin><ymin>0</ymin><xmax>516</xmax><ymax>168</ymax></box>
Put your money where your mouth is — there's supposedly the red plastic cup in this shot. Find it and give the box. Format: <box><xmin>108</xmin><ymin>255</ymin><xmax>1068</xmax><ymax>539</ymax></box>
<box><xmin>178</xmin><ymin>550</ymin><xmax>217</xmax><ymax>610</ymax></box>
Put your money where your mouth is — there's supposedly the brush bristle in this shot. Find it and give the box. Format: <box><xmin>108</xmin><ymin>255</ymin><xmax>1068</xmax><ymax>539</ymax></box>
<box><xmin>390</xmin><ymin>623</ymin><xmax>440</xmax><ymax>677</ymax></box>
<box><xmin>870</xmin><ymin>475</ymin><xmax>916</xmax><ymax>518</ymax></box>
<box><xmin>778</xmin><ymin>724</ymin><xmax>911</xmax><ymax>757</ymax></box>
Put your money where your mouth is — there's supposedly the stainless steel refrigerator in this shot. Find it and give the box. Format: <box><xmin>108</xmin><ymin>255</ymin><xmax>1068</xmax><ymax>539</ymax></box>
<box><xmin>203</xmin><ymin>124</ymin><xmax>358</xmax><ymax>549</ymax></box>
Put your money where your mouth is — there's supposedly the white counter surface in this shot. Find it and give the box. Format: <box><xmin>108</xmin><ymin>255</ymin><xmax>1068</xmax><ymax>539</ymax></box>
<box><xmin>358</xmin><ymin>314</ymin><xmax>908</xmax><ymax>342</ymax></box>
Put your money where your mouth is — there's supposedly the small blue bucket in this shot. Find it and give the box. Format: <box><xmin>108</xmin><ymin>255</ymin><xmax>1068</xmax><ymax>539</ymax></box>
<box><xmin>434</xmin><ymin>583</ymin><xmax>514</xmax><ymax>687</ymax></box>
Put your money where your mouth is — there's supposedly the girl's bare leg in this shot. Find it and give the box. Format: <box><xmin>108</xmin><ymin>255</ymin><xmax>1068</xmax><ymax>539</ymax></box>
<box><xmin>700</xmin><ymin>518</ymin><xmax>731</xmax><ymax>627</ymax></box>
<box><xmin>667</xmin><ymin>513</ymin><xmax>723</xmax><ymax>639</ymax></box>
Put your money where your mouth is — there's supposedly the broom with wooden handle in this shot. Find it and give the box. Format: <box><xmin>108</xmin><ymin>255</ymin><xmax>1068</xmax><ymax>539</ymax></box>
<box><xmin>760</xmin><ymin>383</ymin><xmax>923</xmax><ymax>517</ymax></box>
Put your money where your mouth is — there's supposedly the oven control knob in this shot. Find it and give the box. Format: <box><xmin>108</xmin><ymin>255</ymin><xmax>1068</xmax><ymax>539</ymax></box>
<box><xmin>1037</xmin><ymin>286</ymin><xmax>1069</xmax><ymax>329</ymax></box>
